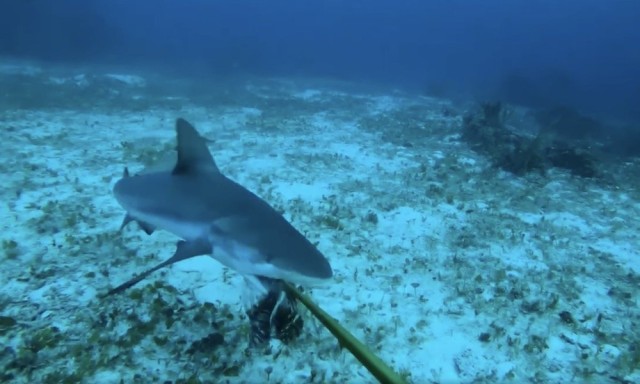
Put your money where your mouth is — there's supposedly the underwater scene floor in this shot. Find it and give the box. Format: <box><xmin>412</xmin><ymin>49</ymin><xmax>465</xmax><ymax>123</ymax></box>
<box><xmin>1</xmin><ymin>61</ymin><xmax>639</xmax><ymax>383</ymax></box>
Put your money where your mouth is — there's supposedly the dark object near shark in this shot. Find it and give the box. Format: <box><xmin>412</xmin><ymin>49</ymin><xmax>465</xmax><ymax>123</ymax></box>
<box><xmin>246</xmin><ymin>278</ymin><xmax>303</xmax><ymax>346</ymax></box>
<box><xmin>462</xmin><ymin>102</ymin><xmax>546</xmax><ymax>175</ymax></box>
<box><xmin>533</xmin><ymin>106</ymin><xmax>604</xmax><ymax>141</ymax></box>
<box><xmin>104</xmin><ymin>249</ymin><xmax>182</xmax><ymax>296</ymax></box>
<box><xmin>187</xmin><ymin>332</ymin><xmax>225</xmax><ymax>355</ymax></box>
<box><xmin>546</xmin><ymin>143</ymin><xmax>598</xmax><ymax>178</ymax></box>
<box><xmin>462</xmin><ymin>102</ymin><xmax>598</xmax><ymax>177</ymax></box>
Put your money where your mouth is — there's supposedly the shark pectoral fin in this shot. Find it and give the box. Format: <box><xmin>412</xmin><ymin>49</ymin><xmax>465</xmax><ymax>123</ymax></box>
<box><xmin>103</xmin><ymin>240</ymin><xmax>211</xmax><ymax>297</ymax></box>
<box><xmin>103</xmin><ymin>256</ymin><xmax>175</xmax><ymax>296</ymax></box>
<box><xmin>103</xmin><ymin>260</ymin><xmax>169</xmax><ymax>296</ymax></box>
<box><xmin>174</xmin><ymin>239</ymin><xmax>212</xmax><ymax>260</ymax></box>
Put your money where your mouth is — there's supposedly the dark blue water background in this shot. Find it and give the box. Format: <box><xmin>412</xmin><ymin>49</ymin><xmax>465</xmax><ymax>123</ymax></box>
<box><xmin>1</xmin><ymin>0</ymin><xmax>638</xmax><ymax>121</ymax></box>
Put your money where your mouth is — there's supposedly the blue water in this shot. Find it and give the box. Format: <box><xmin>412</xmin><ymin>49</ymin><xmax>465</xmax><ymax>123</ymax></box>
<box><xmin>2</xmin><ymin>0</ymin><xmax>639</xmax><ymax>121</ymax></box>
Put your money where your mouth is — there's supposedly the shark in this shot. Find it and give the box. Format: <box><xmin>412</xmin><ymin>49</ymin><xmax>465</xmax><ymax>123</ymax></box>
<box><xmin>107</xmin><ymin>118</ymin><xmax>333</xmax><ymax>296</ymax></box>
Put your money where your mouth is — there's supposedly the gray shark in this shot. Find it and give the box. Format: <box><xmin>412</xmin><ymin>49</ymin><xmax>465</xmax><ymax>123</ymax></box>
<box><xmin>107</xmin><ymin>118</ymin><xmax>333</xmax><ymax>295</ymax></box>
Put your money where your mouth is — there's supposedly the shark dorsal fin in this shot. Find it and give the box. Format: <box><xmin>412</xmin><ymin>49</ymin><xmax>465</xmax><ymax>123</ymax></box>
<box><xmin>173</xmin><ymin>118</ymin><xmax>219</xmax><ymax>175</ymax></box>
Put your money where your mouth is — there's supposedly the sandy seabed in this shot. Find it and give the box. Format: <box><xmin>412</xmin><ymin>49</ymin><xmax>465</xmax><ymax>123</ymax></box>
<box><xmin>1</xmin><ymin>61</ymin><xmax>639</xmax><ymax>383</ymax></box>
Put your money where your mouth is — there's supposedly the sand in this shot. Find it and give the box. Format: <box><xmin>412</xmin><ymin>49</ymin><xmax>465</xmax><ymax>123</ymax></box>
<box><xmin>1</xmin><ymin>60</ymin><xmax>639</xmax><ymax>383</ymax></box>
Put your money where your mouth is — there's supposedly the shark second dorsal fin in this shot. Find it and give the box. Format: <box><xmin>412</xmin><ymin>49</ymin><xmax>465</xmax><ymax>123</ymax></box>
<box><xmin>173</xmin><ymin>118</ymin><xmax>219</xmax><ymax>175</ymax></box>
